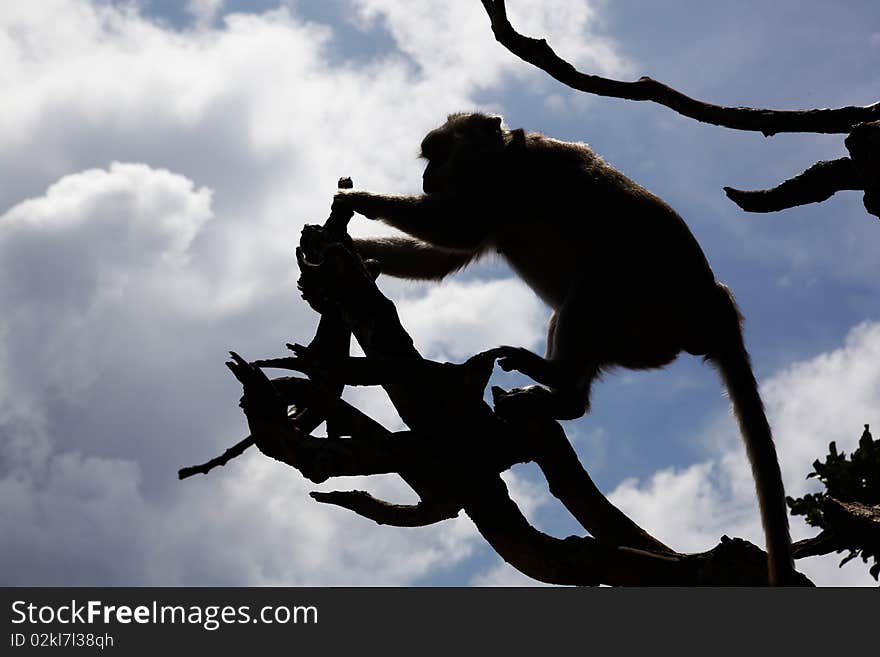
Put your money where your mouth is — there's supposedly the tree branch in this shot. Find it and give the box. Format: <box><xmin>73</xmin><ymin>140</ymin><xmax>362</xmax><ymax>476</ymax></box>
<box><xmin>178</xmin><ymin>432</ymin><xmax>260</xmax><ymax>480</ymax></box>
<box><xmin>724</xmin><ymin>120</ymin><xmax>880</xmax><ymax>218</ymax></box>
<box><xmin>792</xmin><ymin>531</ymin><xmax>842</xmax><ymax>560</ymax></box>
<box><xmin>479</xmin><ymin>0</ymin><xmax>879</xmax><ymax>136</ymax></box>
<box><xmin>201</xmin><ymin>179</ymin><xmax>817</xmax><ymax>585</ymax></box>
<box><xmin>466</xmin><ymin>475</ymin><xmax>809</xmax><ymax>585</ymax></box>
<box><xmin>520</xmin><ymin>418</ymin><xmax>673</xmax><ymax>553</ymax></box>
<box><xmin>845</xmin><ymin>120</ymin><xmax>880</xmax><ymax>217</ymax></box>
<box><xmin>310</xmin><ymin>491</ymin><xmax>461</xmax><ymax>527</ymax></box>
<box><xmin>178</xmin><ymin>180</ymin><xmax>356</xmax><ymax>479</ymax></box>
<box><xmin>723</xmin><ymin>158</ymin><xmax>863</xmax><ymax>213</ymax></box>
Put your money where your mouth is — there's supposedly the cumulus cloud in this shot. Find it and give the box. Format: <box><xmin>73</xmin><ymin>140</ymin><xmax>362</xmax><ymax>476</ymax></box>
<box><xmin>396</xmin><ymin>277</ymin><xmax>547</xmax><ymax>362</ymax></box>
<box><xmin>0</xmin><ymin>0</ymin><xmax>627</xmax><ymax>586</ymax></box>
<box><xmin>7</xmin><ymin>0</ymin><xmax>870</xmax><ymax>588</ymax></box>
<box><xmin>0</xmin><ymin>427</ymin><xmax>481</xmax><ymax>585</ymax></box>
<box><xmin>351</xmin><ymin>0</ymin><xmax>629</xmax><ymax>92</ymax></box>
<box><xmin>0</xmin><ymin>162</ymin><xmax>211</xmax><ymax>305</ymax></box>
<box><xmin>468</xmin><ymin>467</ymin><xmax>555</xmax><ymax>586</ymax></box>
<box><xmin>188</xmin><ymin>0</ymin><xmax>225</xmax><ymax>27</ymax></box>
<box><xmin>0</xmin><ymin>163</ymin><xmax>213</xmax><ymax>411</ymax></box>
<box><xmin>608</xmin><ymin>322</ymin><xmax>880</xmax><ymax>586</ymax></box>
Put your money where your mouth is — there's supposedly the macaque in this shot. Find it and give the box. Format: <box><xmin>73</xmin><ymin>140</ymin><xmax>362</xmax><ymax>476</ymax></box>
<box><xmin>333</xmin><ymin>112</ymin><xmax>793</xmax><ymax>584</ymax></box>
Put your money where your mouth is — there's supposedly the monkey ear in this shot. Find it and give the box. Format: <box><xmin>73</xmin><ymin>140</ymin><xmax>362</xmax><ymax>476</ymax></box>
<box><xmin>508</xmin><ymin>128</ymin><xmax>526</xmax><ymax>148</ymax></box>
<box><xmin>482</xmin><ymin>115</ymin><xmax>504</xmax><ymax>139</ymax></box>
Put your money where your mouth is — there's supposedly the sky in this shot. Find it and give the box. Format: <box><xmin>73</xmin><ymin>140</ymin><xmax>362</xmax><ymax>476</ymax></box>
<box><xmin>0</xmin><ymin>0</ymin><xmax>877</xmax><ymax>586</ymax></box>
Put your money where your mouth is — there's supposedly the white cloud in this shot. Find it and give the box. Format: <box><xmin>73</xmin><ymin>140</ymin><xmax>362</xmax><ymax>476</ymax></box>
<box><xmin>611</xmin><ymin>463</ymin><xmax>731</xmax><ymax>552</ymax></box>
<box><xmin>469</xmin><ymin>467</ymin><xmax>554</xmax><ymax>586</ymax></box>
<box><xmin>351</xmin><ymin>0</ymin><xmax>629</xmax><ymax>92</ymax></box>
<box><xmin>0</xmin><ymin>0</ymin><xmax>628</xmax><ymax>586</ymax></box>
<box><xmin>188</xmin><ymin>0</ymin><xmax>224</xmax><ymax>28</ymax></box>
<box><xmin>608</xmin><ymin>321</ymin><xmax>880</xmax><ymax>586</ymax></box>
<box><xmin>0</xmin><ymin>162</ymin><xmax>213</xmax><ymax>404</ymax></box>
<box><xmin>762</xmin><ymin>322</ymin><xmax>880</xmax><ymax>483</ymax></box>
<box><xmin>0</xmin><ymin>162</ymin><xmax>211</xmax><ymax>283</ymax></box>
<box><xmin>1</xmin><ymin>0</ymin><xmax>873</xmax><ymax>588</ymax></box>
<box><xmin>396</xmin><ymin>277</ymin><xmax>547</xmax><ymax>362</ymax></box>
<box><xmin>0</xmin><ymin>424</ymin><xmax>481</xmax><ymax>585</ymax></box>
<box><xmin>501</xmin><ymin>465</ymin><xmax>553</xmax><ymax>521</ymax></box>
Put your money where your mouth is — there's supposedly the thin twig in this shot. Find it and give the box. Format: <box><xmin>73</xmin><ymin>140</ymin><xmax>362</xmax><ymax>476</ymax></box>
<box><xmin>178</xmin><ymin>435</ymin><xmax>256</xmax><ymax>480</ymax></box>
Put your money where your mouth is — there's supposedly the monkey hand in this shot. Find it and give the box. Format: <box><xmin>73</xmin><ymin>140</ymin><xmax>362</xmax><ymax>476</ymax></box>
<box><xmin>332</xmin><ymin>191</ymin><xmax>380</xmax><ymax>220</ymax></box>
<box><xmin>486</xmin><ymin>345</ymin><xmax>558</xmax><ymax>387</ymax></box>
<box><xmin>489</xmin><ymin>345</ymin><xmax>534</xmax><ymax>375</ymax></box>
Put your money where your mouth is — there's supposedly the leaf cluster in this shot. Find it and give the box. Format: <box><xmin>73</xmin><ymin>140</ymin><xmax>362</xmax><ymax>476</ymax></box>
<box><xmin>787</xmin><ymin>425</ymin><xmax>880</xmax><ymax>579</ymax></box>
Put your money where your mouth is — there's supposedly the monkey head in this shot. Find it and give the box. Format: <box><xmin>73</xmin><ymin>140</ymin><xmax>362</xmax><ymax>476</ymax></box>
<box><xmin>419</xmin><ymin>112</ymin><xmax>508</xmax><ymax>194</ymax></box>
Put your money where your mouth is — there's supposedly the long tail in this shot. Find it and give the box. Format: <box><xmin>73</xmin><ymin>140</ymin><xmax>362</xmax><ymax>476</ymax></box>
<box><xmin>708</xmin><ymin>285</ymin><xmax>793</xmax><ymax>585</ymax></box>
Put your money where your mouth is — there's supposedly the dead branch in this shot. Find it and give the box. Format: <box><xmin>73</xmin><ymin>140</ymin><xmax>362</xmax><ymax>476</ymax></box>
<box><xmin>178</xmin><ymin>174</ymin><xmax>819</xmax><ymax>585</ymax></box>
<box><xmin>723</xmin><ymin>158</ymin><xmax>863</xmax><ymax>213</ymax></box>
<box><xmin>207</xmin><ymin>187</ymin><xmax>813</xmax><ymax>584</ymax></box>
<box><xmin>479</xmin><ymin>0</ymin><xmax>879</xmax><ymax>136</ymax></box>
<box><xmin>792</xmin><ymin>498</ymin><xmax>880</xmax><ymax>561</ymax></box>
<box><xmin>179</xmin><ymin>180</ymin><xmax>357</xmax><ymax>480</ymax></box>
<box><xmin>725</xmin><ymin>120</ymin><xmax>880</xmax><ymax>218</ymax></box>
<box><xmin>515</xmin><ymin>416</ymin><xmax>673</xmax><ymax>554</ymax></box>
<box><xmin>845</xmin><ymin>121</ymin><xmax>880</xmax><ymax>217</ymax></box>
<box><xmin>178</xmin><ymin>433</ymin><xmax>260</xmax><ymax>480</ymax></box>
<box><xmin>466</xmin><ymin>475</ymin><xmax>791</xmax><ymax>585</ymax></box>
<box><xmin>231</xmin><ymin>338</ymin><xmax>803</xmax><ymax>584</ymax></box>
<box><xmin>310</xmin><ymin>491</ymin><xmax>461</xmax><ymax>527</ymax></box>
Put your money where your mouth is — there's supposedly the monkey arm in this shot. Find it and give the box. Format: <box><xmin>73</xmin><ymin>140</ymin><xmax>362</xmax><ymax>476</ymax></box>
<box><xmin>353</xmin><ymin>236</ymin><xmax>481</xmax><ymax>280</ymax></box>
<box><xmin>335</xmin><ymin>191</ymin><xmax>491</xmax><ymax>250</ymax></box>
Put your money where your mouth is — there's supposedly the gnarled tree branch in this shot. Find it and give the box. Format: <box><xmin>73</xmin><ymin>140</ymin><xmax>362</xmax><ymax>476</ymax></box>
<box><xmin>723</xmin><ymin>158</ymin><xmax>863</xmax><ymax>213</ymax></box>
<box><xmin>182</xmin><ymin>178</ymin><xmax>817</xmax><ymax>586</ymax></box>
<box><xmin>517</xmin><ymin>418</ymin><xmax>673</xmax><ymax>554</ymax></box>
<box><xmin>201</xmin><ymin>189</ymin><xmax>814</xmax><ymax>584</ymax></box>
<box><xmin>310</xmin><ymin>491</ymin><xmax>461</xmax><ymax>527</ymax></box>
<box><xmin>725</xmin><ymin>121</ymin><xmax>880</xmax><ymax>218</ymax></box>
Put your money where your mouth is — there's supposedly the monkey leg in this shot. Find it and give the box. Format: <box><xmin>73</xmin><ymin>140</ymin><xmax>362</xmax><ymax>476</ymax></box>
<box><xmin>492</xmin><ymin>296</ymin><xmax>602</xmax><ymax>420</ymax></box>
<box><xmin>352</xmin><ymin>237</ymin><xmax>479</xmax><ymax>281</ymax></box>
<box><xmin>491</xmin><ymin>312</ymin><xmax>564</xmax><ymax>384</ymax></box>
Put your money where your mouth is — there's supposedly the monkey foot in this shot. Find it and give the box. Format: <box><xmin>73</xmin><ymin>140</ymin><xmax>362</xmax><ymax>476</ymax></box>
<box><xmin>492</xmin><ymin>385</ymin><xmax>557</xmax><ymax>419</ymax></box>
<box><xmin>492</xmin><ymin>383</ymin><xmax>589</xmax><ymax>421</ymax></box>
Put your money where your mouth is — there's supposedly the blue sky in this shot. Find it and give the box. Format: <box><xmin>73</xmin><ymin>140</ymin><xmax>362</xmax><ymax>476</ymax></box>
<box><xmin>0</xmin><ymin>0</ymin><xmax>877</xmax><ymax>586</ymax></box>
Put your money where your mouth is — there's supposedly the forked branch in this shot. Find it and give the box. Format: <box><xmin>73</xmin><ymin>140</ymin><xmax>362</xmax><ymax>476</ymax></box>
<box><xmin>725</xmin><ymin>121</ymin><xmax>880</xmax><ymax>218</ymax></box>
<box><xmin>190</xmin><ymin>186</ymin><xmax>812</xmax><ymax>584</ymax></box>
